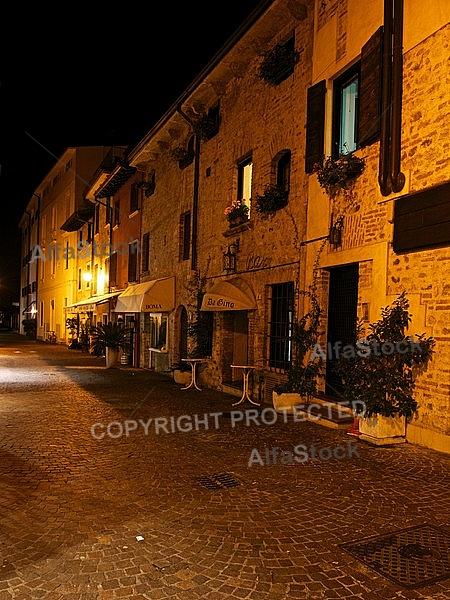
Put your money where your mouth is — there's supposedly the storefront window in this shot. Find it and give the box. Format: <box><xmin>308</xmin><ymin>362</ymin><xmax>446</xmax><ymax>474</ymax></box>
<box><xmin>149</xmin><ymin>314</ymin><xmax>168</xmax><ymax>351</ymax></box>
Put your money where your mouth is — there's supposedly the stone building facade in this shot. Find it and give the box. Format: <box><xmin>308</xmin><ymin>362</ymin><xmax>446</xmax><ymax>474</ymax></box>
<box><xmin>20</xmin><ymin>146</ymin><xmax>113</xmax><ymax>343</ymax></box>
<box><xmin>128</xmin><ymin>0</ymin><xmax>315</xmax><ymax>390</ymax></box>
<box><xmin>18</xmin><ymin>1</ymin><xmax>449</xmax><ymax>453</ymax></box>
<box><xmin>126</xmin><ymin>0</ymin><xmax>449</xmax><ymax>452</ymax></box>
<box><xmin>303</xmin><ymin>0</ymin><xmax>450</xmax><ymax>452</ymax></box>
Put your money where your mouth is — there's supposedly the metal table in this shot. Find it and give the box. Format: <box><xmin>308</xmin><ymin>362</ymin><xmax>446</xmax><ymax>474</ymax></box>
<box><xmin>230</xmin><ymin>364</ymin><xmax>259</xmax><ymax>406</ymax></box>
<box><xmin>181</xmin><ymin>358</ymin><xmax>207</xmax><ymax>391</ymax></box>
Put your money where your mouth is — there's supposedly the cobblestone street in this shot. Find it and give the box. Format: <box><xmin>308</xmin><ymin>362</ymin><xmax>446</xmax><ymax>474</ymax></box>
<box><xmin>0</xmin><ymin>332</ymin><xmax>449</xmax><ymax>600</ymax></box>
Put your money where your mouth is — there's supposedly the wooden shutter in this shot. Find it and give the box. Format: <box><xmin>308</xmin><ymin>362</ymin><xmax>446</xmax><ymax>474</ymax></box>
<box><xmin>305</xmin><ymin>80</ymin><xmax>326</xmax><ymax>173</ymax></box>
<box><xmin>393</xmin><ymin>182</ymin><xmax>450</xmax><ymax>253</ymax></box>
<box><xmin>141</xmin><ymin>232</ymin><xmax>150</xmax><ymax>272</ymax></box>
<box><xmin>358</xmin><ymin>27</ymin><xmax>383</xmax><ymax>148</ymax></box>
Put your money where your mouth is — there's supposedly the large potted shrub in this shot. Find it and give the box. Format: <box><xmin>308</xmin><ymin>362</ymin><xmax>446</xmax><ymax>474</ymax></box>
<box><xmin>273</xmin><ymin>289</ymin><xmax>323</xmax><ymax>413</ymax></box>
<box><xmin>22</xmin><ymin>318</ymin><xmax>37</xmax><ymax>338</ymax></box>
<box><xmin>89</xmin><ymin>322</ymin><xmax>130</xmax><ymax>368</ymax></box>
<box><xmin>333</xmin><ymin>292</ymin><xmax>435</xmax><ymax>444</ymax></box>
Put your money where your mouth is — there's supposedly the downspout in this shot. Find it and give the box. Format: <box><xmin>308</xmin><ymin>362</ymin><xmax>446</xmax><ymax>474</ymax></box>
<box><xmin>33</xmin><ymin>193</ymin><xmax>41</xmax><ymax>329</ymax></box>
<box><xmin>25</xmin><ymin>210</ymin><xmax>32</xmax><ymax>324</ymax></box>
<box><xmin>390</xmin><ymin>0</ymin><xmax>405</xmax><ymax>193</ymax></box>
<box><xmin>378</xmin><ymin>0</ymin><xmax>393</xmax><ymax>196</ymax></box>
<box><xmin>379</xmin><ymin>0</ymin><xmax>405</xmax><ymax>196</ymax></box>
<box><xmin>176</xmin><ymin>104</ymin><xmax>200</xmax><ymax>272</ymax></box>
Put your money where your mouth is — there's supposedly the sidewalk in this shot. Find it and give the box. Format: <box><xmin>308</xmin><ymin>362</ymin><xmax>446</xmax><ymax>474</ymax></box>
<box><xmin>0</xmin><ymin>331</ymin><xmax>449</xmax><ymax>599</ymax></box>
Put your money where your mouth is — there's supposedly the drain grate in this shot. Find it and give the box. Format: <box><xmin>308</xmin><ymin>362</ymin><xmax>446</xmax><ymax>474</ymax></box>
<box><xmin>340</xmin><ymin>524</ymin><xmax>450</xmax><ymax>589</ymax></box>
<box><xmin>197</xmin><ymin>472</ymin><xmax>241</xmax><ymax>490</ymax></box>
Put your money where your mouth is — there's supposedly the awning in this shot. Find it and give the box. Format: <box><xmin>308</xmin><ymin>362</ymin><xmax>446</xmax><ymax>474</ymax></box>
<box><xmin>114</xmin><ymin>277</ymin><xmax>175</xmax><ymax>313</ymax></box>
<box><xmin>64</xmin><ymin>291</ymin><xmax>122</xmax><ymax>313</ymax></box>
<box><xmin>96</xmin><ymin>161</ymin><xmax>137</xmax><ymax>198</ymax></box>
<box><xmin>201</xmin><ymin>278</ymin><xmax>257</xmax><ymax>311</ymax></box>
<box><xmin>60</xmin><ymin>200</ymin><xmax>95</xmax><ymax>232</ymax></box>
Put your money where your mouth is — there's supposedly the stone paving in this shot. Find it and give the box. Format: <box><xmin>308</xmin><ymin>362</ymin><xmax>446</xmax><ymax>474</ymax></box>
<box><xmin>0</xmin><ymin>332</ymin><xmax>449</xmax><ymax>600</ymax></box>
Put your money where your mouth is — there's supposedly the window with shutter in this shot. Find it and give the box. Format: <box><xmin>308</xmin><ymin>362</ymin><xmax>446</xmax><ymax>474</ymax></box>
<box><xmin>130</xmin><ymin>183</ymin><xmax>139</xmax><ymax>214</ymax></box>
<box><xmin>128</xmin><ymin>242</ymin><xmax>138</xmax><ymax>283</ymax></box>
<box><xmin>305</xmin><ymin>80</ymin><xmax>326</xmax><ymax>173</ymax></box>
<box><xmin>179</xmin><ymin>212</ymin><xmax>191</xmax><ymax>261</ymax></box>
<box><xmin>141</xmin><ymin>232</ymin><xmax>150</xmax><ymax>272</ymax></box>
<box><xmin>109</xmin><ymin>252</ymin><xmax>118</xmax><ymax>287</ymax></box>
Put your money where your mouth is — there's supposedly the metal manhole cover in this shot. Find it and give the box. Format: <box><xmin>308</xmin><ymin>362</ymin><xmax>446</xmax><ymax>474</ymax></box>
<box><xmin>197</xmin><ymin>472</ymin><xmax>241</xmax><ymax>490</ymax></box>
<box><xmin>340</xmin><ymin>524</ymin><xmax>450</xmax><ymax>588</ymax></box>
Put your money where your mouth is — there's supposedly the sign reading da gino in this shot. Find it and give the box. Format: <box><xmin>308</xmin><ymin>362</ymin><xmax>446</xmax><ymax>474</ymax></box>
<box><xmin>206</xmin><ymin>296</ymin><xmax>235</xmax><ymax>309</ymax></box>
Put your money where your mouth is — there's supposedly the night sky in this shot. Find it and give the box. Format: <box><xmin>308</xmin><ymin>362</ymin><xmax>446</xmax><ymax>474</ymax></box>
<box><xmin>0</xmin><ymin>1</ymin><xmax>263</xmax><ymax>309</ymax></box>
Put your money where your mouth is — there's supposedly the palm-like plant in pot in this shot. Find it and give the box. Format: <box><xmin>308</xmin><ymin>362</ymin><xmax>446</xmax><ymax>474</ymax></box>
<box><xmin>89</xmin><ymin>322</ymin><xmax>131</xmax><ymax>368</ymax></box>
<box><xmin>333</xmin><ymin>291</ymin><xmax>435</xmax><ymax>443</ymax></box>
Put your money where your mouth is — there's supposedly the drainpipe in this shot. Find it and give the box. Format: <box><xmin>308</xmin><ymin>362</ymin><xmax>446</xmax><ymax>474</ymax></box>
<box><xmin>378</xmin><ymin>0</ymin><xmax>393</xmax><ymax>196</ymax></box>
<box><xmin>25</xmin><ymin>210</ymin><xmax>32</xmax><ymax>326</ymax></box>
<box><xmin>176</xmin><ymin>104</ymin><xmax>200</xmax><ymax>272</ymax></box>
<box><xmin>390</xmin><ymin>0</ymin><xmax>405</xmax><ymax>193</ymax></box>
<box><xmin>379</xmin><ymin>0</ymin><xmax>405</xmax><ymax>196</ymax></box>
<box><xmin>33</xmin><ymin>193</ymin><xmax>41</xmax><ymax>330</ymax></box>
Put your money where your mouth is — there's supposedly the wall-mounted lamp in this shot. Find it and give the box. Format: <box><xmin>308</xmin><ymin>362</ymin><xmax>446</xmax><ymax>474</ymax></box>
<box><xmin>223</xmin><ymin>239</ymin><xmax>240</xmax><ymax>273</ymax></box>
<box><xmin>329</xmin><ymin>215</ymin><xmax>344</xmax><ymax>249</ymax></box>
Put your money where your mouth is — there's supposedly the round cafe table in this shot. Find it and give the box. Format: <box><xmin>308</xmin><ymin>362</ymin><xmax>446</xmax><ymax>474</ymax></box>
<box><xmin>180</xmin><ymin>358</ymin><xmax>207</xmax><ymax>391</ymax></box>
<box><xmin>230</xmin><ymin>365</ymin><xmax>260</xmax><ymax>406</ymax></box>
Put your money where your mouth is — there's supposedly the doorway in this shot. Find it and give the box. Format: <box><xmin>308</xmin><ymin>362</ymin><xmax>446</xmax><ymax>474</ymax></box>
<box><xmin>325</xmin><ymin>263</ymin><xmax>359</xmax><ymax>399</ymax></box>
<box><xmin>222</xmin><ymin>311</ymin><xmax>249</xmax><ymax>383</ymax></box>
<box><xmin>231</xmin><ymin>311</ymin><xmax>249</xmax><ymax>381</ymax></box>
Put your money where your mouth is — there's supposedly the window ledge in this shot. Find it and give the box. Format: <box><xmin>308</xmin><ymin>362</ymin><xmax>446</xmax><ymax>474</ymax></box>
<box><xmin>223</xmin><ymin>220</ymin><xmax>252</xmax><ymax>238</ymax></box>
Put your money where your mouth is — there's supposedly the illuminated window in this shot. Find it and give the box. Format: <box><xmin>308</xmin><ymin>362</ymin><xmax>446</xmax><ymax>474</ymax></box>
<box><xmin>333</xmin><ymin>64</ymin><xmax>360</xmax><ymax>157</ymax></box>
<box><xmin>237</xmin><ymin>156</ymin><xmax>253</xmax><ymax>216</ymax></box>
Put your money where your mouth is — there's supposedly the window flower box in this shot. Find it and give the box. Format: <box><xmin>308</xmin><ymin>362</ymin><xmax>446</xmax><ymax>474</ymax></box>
<box><xmin>255</xmin><ymin>185</ymin><xmax>289</xmax><ymax>216</ymax></box>
<box><xmin>224</xmin><ymin>199</ymin><xmax>250</xmax><ymax>227</ymax></box>
<box><xmin>259</xmin><ymin>39</ymin><xmax>300</xmax><ymax>86</ymax></box>
<box><xmin>313</xmin><ymin>153</ymin><xmax>365</xmax><ymax>196</ymax></box>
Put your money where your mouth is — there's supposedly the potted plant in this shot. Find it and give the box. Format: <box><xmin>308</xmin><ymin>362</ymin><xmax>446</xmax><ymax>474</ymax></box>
<box><xmin>255</xmin><ymin>185</ymin><xmax>289</xmax><ymax>216</ymax></box>
<box><xmin>171</xmin><ymin>145</ymin><xmax>194</xmax><ymax>168</ymax></box>
<box><xmin>259</xmin><ymin>40</ymin><xmax>300</xmax><ymax>86</ymax></box>
<box><xmin>313</xmin><ymin>152</ymin><xmax>365</xmax><ymax>196</ymax></box>
<box><xmin>192</xmin><ymin>111</ymin><xmax>220</xmax><ymax>141</ymax></box>
<box><xmin>224</xmin><ymin>199</ymin><xmax>250</xmax><ymax>227</ymax></box>
<box><xmin>22</xmin><ymin>318</ymin><xmax>37</xmax><ymax>338</ymax></box>
<box><xmin>273</xmin><ymin>289</ymin><xmax>323</xmax><ymax>413</ymax></box>
<box><xmin>333</xmin><ymin>291</ymin><xmax>435</xmax><ymax>444</ymax></box>
<box><xmin>89</xmin><ymin>322</ymin><xmax>130</xmax><ymax>368</ymax></box>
